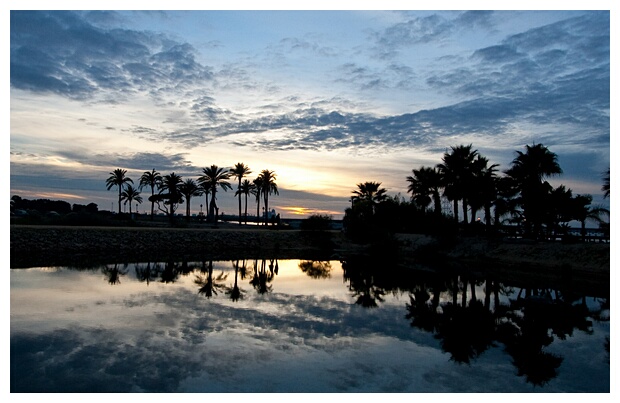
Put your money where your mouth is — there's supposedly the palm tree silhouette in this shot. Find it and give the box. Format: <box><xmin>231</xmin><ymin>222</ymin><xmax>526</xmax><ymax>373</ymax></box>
<box><xmin>571</xmin><ymin>194</ymin><xmax>609</xmax><ymax>240</ymax></box>
<box><xmin>236</xmin><ymin>179</ymin><xmax>256</xmax><ymax>224</ymax></box>
<box><xmin>505</xmin><ymin>143</ymin><xmax>562</xmax><ymax>238</ymax></box>
<box><xmin>253</xmin><ymin>176</ymin><xmax>263</xmax><ymax>223</ymax></box>
<box><xmin>351</xmin><ymin>181</ymin><xmax>387</xmax><ymax>215</ymax></box>
<box><xmin>437</xmin><ymin>144</ymin><xmax>478</xmax><ymax>224</ymax></box>
<box><xmin>120</xmin><ymin>184</ymin><xmax>143</xmax><ymax>216</ymax></box>
<box><xmin>179</xmin><ymin>178</ymin><xmax>203</xmax><ymax>222</ymax></box>
<box><xmin>231</xmin><ymin>162</ymin><xmax>252</xmax><ymax>225</ymax></box>
<box><xmin>406</xmin><ymin>166</ymin><xmax>442</xmax><ymax>215</ymax></box>
<box><xmin>158</xmin><ymin>172</ymin><xmax>184</xmax><ymax>223</ymax></box>
<box><xmin>467</xmin><ymin>155</ymin><xmax>499</xmax><ymax>224</ymax></box>
<box><xmin>602</xmin><ymin>168</ymin><xmax>610</xmax><ymax>199</ymax></box>
<box><xmin>106</xmin><ymin>168</ymin><xmax>133</xmax><ymax>214</ymax></box>
<box><xmin>258</xmin><ymin>170</ymin><xmax>278</xmax><ymax>225</ymax></box>
<box><xmin>198</xmin><ymin>165</ymin><xmax>232</xmax><ymax>223</ymax></box>
<box><xmin>139</xmin><ymin>169</ymin><xmax>162</xmax><ymax>220</ymax></box>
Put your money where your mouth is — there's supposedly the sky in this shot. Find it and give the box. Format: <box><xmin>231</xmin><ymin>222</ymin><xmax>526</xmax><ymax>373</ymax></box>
<box><xmin>7</xmin><ymin>3</ymin><xmax>614</xmax><ymax>219</ymax></box>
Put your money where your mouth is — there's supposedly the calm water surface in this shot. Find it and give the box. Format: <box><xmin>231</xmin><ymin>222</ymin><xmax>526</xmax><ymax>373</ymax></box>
<box><xmin>10</xmin><ymin>258</ymin><xmax>610</xmax><ymax>393</ymax></box>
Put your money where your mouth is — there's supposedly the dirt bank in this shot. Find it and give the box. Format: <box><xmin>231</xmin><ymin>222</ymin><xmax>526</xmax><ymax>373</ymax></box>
<box><xmin>10</xmin><ymin>225</ymin><xmax>610</xmax><ymax>293</ymax></box>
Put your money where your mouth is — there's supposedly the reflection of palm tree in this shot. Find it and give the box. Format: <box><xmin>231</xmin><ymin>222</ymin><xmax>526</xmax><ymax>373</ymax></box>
<box><xmin>225</xmin><ymin>260</ymin><xmax>246</xmax><ymax>301</ymax></box>
<box><xmin>102</xmin><ymin>263</ymin><xmax>129</xmax><ymax>285</ymax></box>
<box><xmin>195</xmin><ymin>261</ymin><xmax>228</xmax><ymax>298</ymax></box>
<box><xmin>139</xmin><ymin>169</ymin><xmax>162</xmax><ymax>220</ymax></box>
<box><xmin>231</xmin><ymin>163</ymin><xmax>252</xmax><ymax>226</ymax></box>
<box><xmin>198</xmin><ymin>165</ymin><xmax>232</xmax><ymax>223</ymax></box>
<box><xmin>341</xmin><ymin>257</ymin><xmax>386</xmax><ymax>308</ymax></box>
<box><xmin>135</xmin><ymin>262</ymin><xmax>162</xmax><ymax>286</ymax></box>
<box><xmin>120</xmin><ymin>184</ymin><xmax>143</xmax><ymax>215</ymax></box>
<box><xmin>106</xmin><ymin>168</ymin><xmax>133</xmax><ymax>214</ymax></box>
<box><xmin>299</xmin><ymin>260</ymin><xmax>332</xmax><ymax>279</ymax></box>
<box><xmin>249</xmin><ymin>259</ymin><xmax>274</xmax><ymax>294</ymax></box>
<box><xmin>160</xmin><ymin>260</ymin><xmax>180</xmax><ymax>283</ymax></box>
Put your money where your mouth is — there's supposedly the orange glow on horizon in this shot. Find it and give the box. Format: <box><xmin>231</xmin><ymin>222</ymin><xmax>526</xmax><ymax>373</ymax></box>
<box><xmin>277</xmin><ymin>206</ymin><xmax>341</xmax><ymax>217</ymax></box>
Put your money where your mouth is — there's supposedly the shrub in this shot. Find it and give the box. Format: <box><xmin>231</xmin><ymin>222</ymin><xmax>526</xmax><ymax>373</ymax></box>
<box><xmin>300</xmin><ymin>214</ymin><xmax>332</xmax><ymax>231</ymax></box>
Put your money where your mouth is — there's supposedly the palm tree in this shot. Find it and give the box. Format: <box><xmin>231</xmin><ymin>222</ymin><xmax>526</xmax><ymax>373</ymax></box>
<box><xmin>351</xmin><ymin>181</ymin><xmax>387</xmax><ymax>215</ymax></box>
<box><xmin>198</xmin><ymin>165</ymin><xmax>232</xmax><ymax>222</ymax></box>
<box><xmin>120</xmin><ymin>184</ymin><xmax>143</xmax><ymax>216</ymax></box>
<box><xmin>179</xmin><ymin>178</ymin><xmax>203</xmax><ymax>221</ymax></box>
<box><xmin>106</xmin><ymin>168</ymin><xmax>133</xmax><ymax>214</ymax></box>
<box><xmin>505</xmin><ymin>144</ymin><xmax>562</xmax><ymax>238</ymax></box>
<box><xmin>467</xmin><ymin>155</ymin><xmax>499</xmax><ymax>224</ymax></box>
<box><xmin>253</xmin><ymin>176</ymin><xmax>263</xmax><ymax>223</ymax></box>
<box><xmin>571</xmin><ymin>194</ymin><xmax>609</xmax><ymax>240</ymax></box>
<box><xmin>158</xmin><ymin>172</ymin><xmax>184</xmax><ymax>223</ymax></box>
<box><xmin>258</xmin><ymin>169</ymin><xmax>278</xmax><ymax>225</ymax></box>
<box><xmin>231</xmin><ymin>162</ymin><xmax>252</xmax><ymax>225</ymax></box>
<box><xmin>139</xmin><ymin>169</ymin><xmax>162</xmax><ymax>220</ymax></box>
<box><xmin>437</xmin><ymin>144</ymin><xmax>478</xmax><ymax>224</ymax></box>
<box><xmin>406</xmin><ymin>166</ymin><xmax>442</xmax><ymax>215</ymax></box>
<box><xmin>602</xmin><ymin>168</ymin><xmax>610</xmax><ymax>199</ymax></box>
<box><xmin>236</xmin><ymin>179</ymin><xmax>256</xmax><ymax>224</ymax></box>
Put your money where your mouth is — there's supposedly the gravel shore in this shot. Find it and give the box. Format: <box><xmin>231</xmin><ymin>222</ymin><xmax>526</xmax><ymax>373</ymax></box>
<box><xmin>10</xmin><ymin>224</ymin><xmax>610</xmax><ymax>295</ymax></box>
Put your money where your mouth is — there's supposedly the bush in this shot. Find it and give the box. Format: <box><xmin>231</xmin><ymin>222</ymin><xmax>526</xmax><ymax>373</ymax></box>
<box><xmin>300</xmin><ymin>214</ymin><xmax>332</xmax><ymax>231</ymax></box>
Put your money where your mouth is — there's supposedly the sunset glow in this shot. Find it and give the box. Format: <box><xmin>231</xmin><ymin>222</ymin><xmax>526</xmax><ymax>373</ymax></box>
<box><xmin>9</xmin><ymin>6</ymin><xmax>611</xmax><ymax>219</ymax></box>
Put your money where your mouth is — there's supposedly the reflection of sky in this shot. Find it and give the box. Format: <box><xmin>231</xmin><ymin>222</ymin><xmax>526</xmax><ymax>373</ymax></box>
<box><xmin>10</xmin><ymin>261</ymin><xmax>610</xmax><ymax>393</ymax></box>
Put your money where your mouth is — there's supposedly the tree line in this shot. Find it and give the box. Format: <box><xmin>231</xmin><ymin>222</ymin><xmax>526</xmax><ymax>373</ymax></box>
<box><xmin>345</xmin><ymin>143</ymin><xmax>610</xmax><ymax>240</ymax></box>
<box><xmin>106</xmin><ymin>163</ymin><xmax>278</xmax><ymax>225</ymax></box>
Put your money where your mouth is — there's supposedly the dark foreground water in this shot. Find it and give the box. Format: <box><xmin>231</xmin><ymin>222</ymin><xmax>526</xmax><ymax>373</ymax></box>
<box><xmin>10</xmin><ymin>258</ymin><xmax>610</xmax><ymax>393</ymax></box>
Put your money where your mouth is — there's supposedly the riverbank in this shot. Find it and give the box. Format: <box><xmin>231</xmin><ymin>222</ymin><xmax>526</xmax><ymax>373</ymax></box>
<box><xmin>10</xmin><ymin>224</ymin><xmax>610</xmax><ymax>295</ymax></box>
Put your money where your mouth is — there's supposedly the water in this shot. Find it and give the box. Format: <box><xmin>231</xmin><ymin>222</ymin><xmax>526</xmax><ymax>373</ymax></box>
<box><xmin>10</xmin><ymin>258</ymin><xmax>610</xmax><ymax>393</ymax></box>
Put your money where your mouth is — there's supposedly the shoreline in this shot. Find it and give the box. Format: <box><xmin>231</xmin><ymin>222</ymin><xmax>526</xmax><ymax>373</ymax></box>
<box><xmin>10</xmin><ymin>224</ymin><xmax>610</xmax><ymax>295</ymax></box>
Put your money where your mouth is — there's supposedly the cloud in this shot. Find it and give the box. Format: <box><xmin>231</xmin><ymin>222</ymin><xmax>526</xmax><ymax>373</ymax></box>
<box><xmin>10</xmin><ymin>11</ymin><xmax>214</xmax><ymax>101</ymax></box>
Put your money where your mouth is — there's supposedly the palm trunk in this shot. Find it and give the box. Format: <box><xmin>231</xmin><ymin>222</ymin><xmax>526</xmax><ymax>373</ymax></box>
<box><xmin>150</xmin><ymin>188</ymin><xmax>155</xmax><ymax>220</ymax></box>
<box><xmin>453</xmin><ymin>199</ymin><xmax>459</xmax><ymax>223</ymax></box>
<box><xmin>118</xmin><ymin>187</ymin><xmax>122</xmax><ymax>215</ymax></box>
<box><xmin>256</xmin><ymin>193</ymin><xmax>261</xmax><ymax>224</ymax></box>
<box><xmin>244</xmin><ymin>193</ymin><xmax>248</xmax><ymax>224</ymax></box>
<box><xmin>462</xmin><ymin>199</ymin><xmax>468</xmax><ymax>225</ymax></box>
<box><xmin>264</xmin><ymin>193</ymin><xmax>269</xmax><ymax>225</ymax></box>
<box><xmin>237</xmin><ymin>178</ymin><xmax>242</xmax><ymax>226</ymax></box>
<box><xmin>186</xmin><ymin>196</ymin><xmax>191</xmax><ymax>221</ymax></box>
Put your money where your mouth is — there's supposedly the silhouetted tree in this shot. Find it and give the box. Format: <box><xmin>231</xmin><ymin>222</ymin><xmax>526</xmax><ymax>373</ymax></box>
<box><xmin>179</xmin><ymin>178</ymin><xmax>203</xmax><ymax>221</ymax></box>
<box><xmin>139</xmin><ymin>169</ymin><xmax>162</xmax><ymax>220</ymax></box>
<box><xmin>155</xmin><ymin>172</ymin><xmax>184</xmax><ymax>223</ymax></box>
<box><xmin>106</xmin><ymin>168</ymin><xmax>133</xmax><ymax>214</ymax></box>
<box><xmin>198</xmin><ymin>165</ymin><xmax>232</xmax><ymax>223</ymax></box>
<box><xmin>236</xmin><ymin>179</ymin><xmax>256</xmax><ymax>224</ymax></box>
<box><xmin>120</xmin><ymin>184</ymin><xmax>142</xmax><ymax>216</ymax></box>
<box><xmin>602</xmin><ymin>168</ymin><xmax>610</xmax><ymax>199</ymax></box>
<box><xmin>407</xmin><ymin>166</ymin><xmax>442</xmax><ymax>215</ymax></box>
<box><xmin>258</xmin><ymin>169</ymin><xmax>278</xmax><ymax>225</ymax></box>
<box><xmin>437</xmin><ymin>144</ymin><xmax>478</xmax><ymax>224</ymax></box>
<box><xmin>505</xmin><ymin>144</ymin><xmax>562</xmax><ymax>239</ymax></box>
<box><xmin>195</xmin><ymin>260</ymin><xmax>228</xmax><ymax>298</ymax></box>
<box><xmin>231</xmin><ymin>162</ymin><xmax>252</xmax><ymax>225</ymax></box>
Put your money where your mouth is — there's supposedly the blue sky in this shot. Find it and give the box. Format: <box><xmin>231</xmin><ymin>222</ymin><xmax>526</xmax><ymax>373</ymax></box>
<box><xmin>7</xmin><ymin>4</ymin><xmax>613</xmax><ymax>219</ymax></box>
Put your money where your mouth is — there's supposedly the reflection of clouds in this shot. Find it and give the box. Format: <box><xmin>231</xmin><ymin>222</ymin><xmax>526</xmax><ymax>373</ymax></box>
<box><xmin>11</xmin><ymin>266</ymin><xmax>611</xmax><ymax>392</ymax></box>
